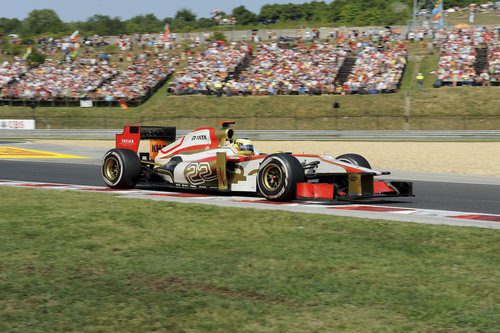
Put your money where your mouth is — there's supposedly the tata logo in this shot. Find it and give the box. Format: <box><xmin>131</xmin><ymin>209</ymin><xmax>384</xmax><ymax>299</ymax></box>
<box><xmin>191</xmin><ymin>134</ymin><xmax>208</xmax><ymax>141</ymax></box>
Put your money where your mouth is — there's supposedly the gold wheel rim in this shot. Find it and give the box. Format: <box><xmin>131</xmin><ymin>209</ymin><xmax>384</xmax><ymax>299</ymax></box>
<box><xmin>262</xmin><ymin>163</ymin><xmax>282</xmax><ymax>191</ymax></box>
<box><xmin>104</xmin><ymin>156</ymin><xmax>120</xmax><ymax>181</ymax></box>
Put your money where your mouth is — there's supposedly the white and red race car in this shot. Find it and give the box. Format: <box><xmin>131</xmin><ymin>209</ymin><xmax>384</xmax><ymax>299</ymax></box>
<box><xmin>101</xmin><ymin>121</ymin><xmax>413</xmax><ymax>201</ymax></box>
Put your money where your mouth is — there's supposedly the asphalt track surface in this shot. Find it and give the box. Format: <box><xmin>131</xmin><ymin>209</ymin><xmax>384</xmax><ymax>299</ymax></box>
<box><xmin>1</xmin><ymin>159</ymin><xmax>499</xmax><ymax>215</ymax></box>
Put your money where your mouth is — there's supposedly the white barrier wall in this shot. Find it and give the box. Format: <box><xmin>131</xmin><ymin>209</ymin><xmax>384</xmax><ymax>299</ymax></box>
<box><xmin>0</xmin><ymin>119</ymin><xmax>36</xmax><ymax>130</ymax></box>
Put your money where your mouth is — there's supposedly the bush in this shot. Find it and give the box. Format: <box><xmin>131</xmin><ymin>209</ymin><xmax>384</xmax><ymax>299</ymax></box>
<box><xmin>21</xmin><ymin>38</ymin><xmax>35</xmax><ymax>45</ymax></box>
<box><xmin>3</xmin><ymin>43</ymin><xmax>24</xmax><ymax>56</ymax></box>
<box><xmin>207</xmin><ymin>31</ymin><xmax>227</xmax><ymax>43</ymax></box>
<box><xmin>26</xmin><ymin>49</ymin><xmax>46</xmax><ymax>67</ymax></box>
<box><xmin>102</xmin><ymin>44</ymin><xmax>120</xmax><ymax>54</ymax></box>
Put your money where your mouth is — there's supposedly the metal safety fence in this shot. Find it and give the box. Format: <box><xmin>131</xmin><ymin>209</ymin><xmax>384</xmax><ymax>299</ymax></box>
<box><xmin>8</xmin><ymin>114</ymin><xmax>499</xmax><ymax>131</ymax></box>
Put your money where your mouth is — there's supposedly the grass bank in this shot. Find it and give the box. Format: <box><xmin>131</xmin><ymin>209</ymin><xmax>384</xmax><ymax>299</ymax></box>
<box><xmin>1</xmin><ymin>86</ymin><xmax>499</xmax><ymax>130</ymax></box>
<box><xmin>0</xmin><ymin>187</ymin><xmax>499</xmax><ymax>332</ymax></box>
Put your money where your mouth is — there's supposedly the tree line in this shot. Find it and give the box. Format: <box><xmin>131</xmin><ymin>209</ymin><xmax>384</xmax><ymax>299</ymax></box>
<box><xmin>0</xmin><ymin>0</ymin><xmax>488</xmax><ymax>37</ymax></box>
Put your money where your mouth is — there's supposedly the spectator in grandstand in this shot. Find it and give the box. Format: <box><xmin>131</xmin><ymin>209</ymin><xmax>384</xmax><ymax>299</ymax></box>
<box><xmin>407</xmin><ymin>31</ymin><xmax>415</xmax><ymax>42</ymax></box>
<box><xmin>480</xmin><ymin>71</ymin><xmax>491</xmax><ymax>86</ymax></box>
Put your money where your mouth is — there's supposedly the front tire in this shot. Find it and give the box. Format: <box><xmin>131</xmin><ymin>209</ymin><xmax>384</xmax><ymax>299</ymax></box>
<box><xmin>257</xmin><ymin>154</ymin><xmax>304</xmax><ymax>201</ymax></box>
<box><xmin>335</xmin><ymin>153</ymin><xmax>371</xmax><ymax>169</ymax></box>
<box><xmin>102</xmin><ymin>148</ymin><xmax>141</xmax><ymax>189</ymax></box>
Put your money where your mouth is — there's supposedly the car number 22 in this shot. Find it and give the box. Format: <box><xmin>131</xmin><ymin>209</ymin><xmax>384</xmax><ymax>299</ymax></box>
<box><xmin>186</xmin><ymin>162</ymin><xmax>218</xmax><ymax>185</ymax></box>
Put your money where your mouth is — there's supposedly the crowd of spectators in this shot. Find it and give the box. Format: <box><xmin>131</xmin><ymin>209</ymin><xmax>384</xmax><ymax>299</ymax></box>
<box><xmin>169</xmin><ymin>40</ymin><xmax>409</xmax><ymax>96</ymax></box>
<box><xmin>0</xmin><ymin>58</ymin><xmax>28</xmax><ymax>88</ymax></box>
<box><xmin>0</xmin><ymin>31</ymin><xmax>176</xmax><ymax>104</ymax></box>
<box><xmin>329</xmin><ymin>27</ymin><xmax>405</xmax><ymax>47</ymax></box>
<box><xmin>0</xmin><ymin>53</ymin><xmax>175</xmax><ymax>103</ymax></box>
<box><xmin>35</xmin><ymin>33</ymin><xmax>164</xmax><ymax>54</ymax></box>
<box><xmin>488</xmin><ymin>41</ymin><xmax>499</xmax><ymax>83</ymax></box>
<box><xmin>1</xmin><ymin>26</ymin><xmax>498</xmax><ymax>105</ymax></box>
<box><xmin>228</xmin><ymin>43</ymin><xmax>347</xmax><ymax>95</ymax></box>
<box><xmin>168</xmin><ymin>43</ymin><xmax>249</xmax><ymax>95</ymax></box>
<box><xmin>434</xmin><ymin>28</ymin><xmax>479</xmax><ymax>85</ymax></box>
<box><xmin>0</xmin><ymin>58</ymin><xmax>116</xmax><ymax>100</ymax></box>
<box><xmin>434</xmin><ymin>27</ymin><xmax>498</xmax><ymax>86</ymax></box>
<box><xmin>343</xmin><ymin>44</ymin><xmax>408</xmax><ymax>94</ymax></box>
<box><xmin>35</xmin><ymin>35</ymin><xmax>109</xmax><ymax>56</ymax></box>
<box><xmin>88</xmin><ymin>53</ymin><xmax>174</xmax><ymax>102</ymax></box>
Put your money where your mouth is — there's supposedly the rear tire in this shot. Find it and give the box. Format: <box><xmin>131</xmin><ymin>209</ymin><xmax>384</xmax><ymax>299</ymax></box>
<box><xmin>102</xmin><ymin>148</ymin><xmax>141</xmax><ymax>189</ymax></box>
<box><xmin>257</xmin><ymin>154</ymin><xmax>304</xmax><ymax>201</ymax></box>
<box><xmin>335</xmin><ymin>153</ymin><xmax>371</xmax><ymax>169</ymax></box>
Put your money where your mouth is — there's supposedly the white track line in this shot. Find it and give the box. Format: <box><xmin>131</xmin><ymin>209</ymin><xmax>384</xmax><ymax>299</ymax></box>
<box><xmin>1</xmin><ymin>180</ymin><xmax>499</xmax><ymax>229</ymax></box>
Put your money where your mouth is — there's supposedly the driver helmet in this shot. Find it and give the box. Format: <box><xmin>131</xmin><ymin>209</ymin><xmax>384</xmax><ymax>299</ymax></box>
<box><xmin>233</xmin><ymin>138</ymin><xmax>255</xmax><ymax>156</ymax></box>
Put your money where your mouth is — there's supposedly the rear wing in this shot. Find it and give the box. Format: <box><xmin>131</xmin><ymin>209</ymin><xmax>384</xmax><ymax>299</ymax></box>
<box><xmin>115</xmin><ymin>125</ymin><xmax>176</xmax><ymax>153</ymax></box>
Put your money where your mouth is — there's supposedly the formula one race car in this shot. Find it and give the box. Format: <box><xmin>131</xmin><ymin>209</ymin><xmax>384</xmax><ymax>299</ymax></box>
<box><xmin>101</xmin><ymin>121</ymin><xmax>413</xmax><ymax>202</ymax></box>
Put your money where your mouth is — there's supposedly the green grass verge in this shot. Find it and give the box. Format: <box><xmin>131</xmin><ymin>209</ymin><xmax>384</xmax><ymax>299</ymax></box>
<box><xmin>0</xmin><ymin>187</ymin><xmax>499</xmax><ymax>332</ymax></box>
<box><xmin>1</xmin><ymin>86</ymin><xmax>499</xmax><ymax>130</ymax></box>
<box><xmin>401</xmin><ymin>44</ymin><xmax>440</xmax><ymax>92</ymax></box>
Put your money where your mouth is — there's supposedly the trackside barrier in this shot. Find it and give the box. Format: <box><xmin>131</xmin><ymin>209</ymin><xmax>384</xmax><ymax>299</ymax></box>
<box><xmin>1</xmin><ymin>129</ymin><xmax>500</xmax><ymax>141</ymax></box>
<box><xmin>0</xmin><ymin>115</ymin><xmax>498</xmax><ymax>132</ymax></box>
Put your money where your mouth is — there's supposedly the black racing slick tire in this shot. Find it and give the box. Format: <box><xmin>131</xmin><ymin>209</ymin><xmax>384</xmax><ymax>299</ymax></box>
<box><xmin>257</xmin><ymin>154</ymin><xmax>305</xmax><ymax>202</ymax></box>
<box><xmin>335</xmin><ymin>153</ymin><xmax>371</xmax><ymax>169</ymax></box>
<box><xmin>101</xmin><ymin>148</ymin><xmax>141</xmax><ymax>189</ymax></box>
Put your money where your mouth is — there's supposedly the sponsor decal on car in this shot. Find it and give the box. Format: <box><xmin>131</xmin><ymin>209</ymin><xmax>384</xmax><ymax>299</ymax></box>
<box><xmin>185</xmin><ymin>162</ymin><xmax>218</xmax><ymax>185</ymax></box>
<box><xmin>120</xmin><ymin>138</ymin><xmax>135</xmax><ymax>146</ymax></box>
<box><xmin>191</xmin><ymin>134</ymin><xmax>208</xmax><ymax>141</ymax></box>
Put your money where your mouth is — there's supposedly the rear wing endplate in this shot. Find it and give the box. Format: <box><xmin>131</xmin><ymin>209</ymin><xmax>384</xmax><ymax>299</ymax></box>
<box><xmin>115</xmin><ymin>125</ymin><xmax>176</xmax><ymax>153</ymax></box>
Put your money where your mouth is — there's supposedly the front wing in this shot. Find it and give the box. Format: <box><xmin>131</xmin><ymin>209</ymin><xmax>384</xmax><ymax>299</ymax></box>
<box><xmin>296</xmin><ymin>176</ymin><xmax>413</xmax><ymax>201</ymax></box>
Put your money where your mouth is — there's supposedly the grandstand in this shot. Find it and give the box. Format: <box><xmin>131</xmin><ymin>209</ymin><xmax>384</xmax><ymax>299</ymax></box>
<box><xmin>435</xmin><ymin>26</ymin><xmax>498</xmax><ymax>86</ymax></box>
<box><xmin>0</xmin><ymin>58</ymin><xmax>29</xmax><ymax>88</ymax></box>
<box><xmin>0</xmin><ymin>33</ymin><xmax>176</xmax><ymax>107</ymax></box>
<box><xmin>168</xmin><ymin>43</ymin><xmax>250</xmax><ymax>95</ymax></box>
<box><xmin>232</xmin><ymin>43</ymin><xmax>347</xmax><ymax>95</ymax></box>
<box><xmin>0</xmin><ymin>49</ymin><xmax>175</xmax><ymax>107</ymax></box>
<box><xmin>0</xmin><ymin>23</ymin><xmax>499</xmax><ymax>106</ymax></box>
<box><xmin>87</xmin><ymin>55</ymin><xmax>173</xmax><ymax>106</ymax></box>
<box><xmin>7</xmin><ymin>59</ymin><xmax>115</xmax><ymax>100</ymax></box>
<box><xmin>489</xmin><ymin>41</ymin><xmax>499</xmax><ymax>84</ymax></box>
<box><xmin>344</xmin><ymin>44</ymin><xmax>407</xmax><ymax>94</ymax></box>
